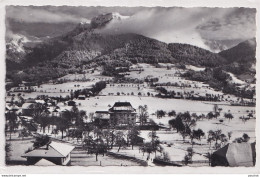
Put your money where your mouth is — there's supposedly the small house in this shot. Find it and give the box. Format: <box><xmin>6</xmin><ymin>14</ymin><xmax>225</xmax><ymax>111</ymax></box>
<box><xmin>22</xmin><ymin>141</ymin><xmax>75</xmax><ymax>166</ymax></box>
<box><xmin>22</xmin><ymin>103</ymin><xmax>35</xmax><ymax>116</ymax></box>
<box><xmin>78</xmin><ymin>95</ymin><xmax>86</xmax><ymax>100</ymax></box>
<box><xmin>211</xmin><ymin>142</ymin><xmax>256</xmax><ymax>167</ymax></box>
<box><xmin>94</xmin><ymin>111</ymin><xmax>110</xmax><ymax>125</ymax></box>
<box><xmin>67</xmin><ymin>100</ymin><xmax>76</xmax><ymax>106</ymax></box>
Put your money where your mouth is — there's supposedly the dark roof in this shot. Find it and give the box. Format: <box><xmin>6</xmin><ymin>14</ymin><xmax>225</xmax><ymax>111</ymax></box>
<box><xmin>213</xmin><ymin>144</ymin><xmax>229</xmax><ymax>157</ymax></box>
<box><xmin>113</xmin><ymin>102</ymin><xmax>132</xmax><ymax>107</ymax></box>
<box><xmin>109</xmin><ymin>102</ymin><xmax>136</xmax><ymax>112</ymax></box>
<box><xmin>212</xmin><ymin>142</ymin><xmax>256</xmax><ymax>167</ymax></box>
<box><xmin>22</xmin><ymin>141</ymin><xmax>74</xmax><ymax>158</ymax></box>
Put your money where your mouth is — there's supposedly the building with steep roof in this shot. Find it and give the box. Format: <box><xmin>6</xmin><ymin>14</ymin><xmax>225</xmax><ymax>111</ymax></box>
<box><xmin>109</xmin><ymin>102</ymin><xmax>137</xmax><ymax>125</ymax></box>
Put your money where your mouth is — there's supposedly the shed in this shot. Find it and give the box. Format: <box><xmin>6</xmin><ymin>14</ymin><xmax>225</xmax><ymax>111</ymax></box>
<box><xmin>22</xmin><ymin>141</ymin><xmax>75</xmax><ymax>166</ymax></box>
<box><xmin>78</xmin><ymin>95</ymin><xmax>86</xmax><ymax>100</ymax></box>
<box><xmin>211</xmin><ymin>142</ymin><xmax>256</xmax><ymax>167</ymax></box>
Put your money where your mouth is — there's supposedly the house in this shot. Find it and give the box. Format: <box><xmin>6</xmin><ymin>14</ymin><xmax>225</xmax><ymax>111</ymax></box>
<box><xmin>109</xmin><ymin>102</ymin><xmax>137</xmax><ymax>126</ymax></box>
<box><xmin>94</xmin><ymin>111</ymin><xmax>110</xmax><ymax>120</ymax></box>
<box><xmin>67</xmin><ymin>100</ymin><xmax>76</xmax><ymax>106</ymax></box>
<box><xmin>78</xmin><ymin>95</ymin><xmax>86</xmax><ymax>100</ymax></box>
<box><xmin>94</xmin><ymin>111</ymin><xmax>110</xmax><ymax>125</ymax></box>
<box><xmin>22</xmin><ymin>103</ymin><xmax>35</xmax><ymax>116</ymax></box>
<box><xmin>22</xmin><ymin>141</ymin><xmax>75</xmax><ymax>166</ymax></box>
<box><xmin>211</xmin><ymin>142</ymin><xmax>256</xmax><ymax>167</ymax></box>
<box><xmin>6</xmin><ymin>105</ymin><xmax>20</xmax><ymax>112</ymax></box>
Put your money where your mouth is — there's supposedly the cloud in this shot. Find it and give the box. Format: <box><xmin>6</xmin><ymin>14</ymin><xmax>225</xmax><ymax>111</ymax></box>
<box><xmin>6</xmin><ymin>6</ymin><xmax>90</xmax><ymax>24</ymax></box>
<box><xmin>197</xmin><ymin>8</ymin><xmax>256</xmax><ymax>40</ymax></box>
<box><xmin>97</xmin><ymin>7</ymin><xmax>255</xmax><ymax>50</ymax></box>
<box><xmin>96</xmin><ymin>8</ymin><xmax>233</xmax><ymax>50</ymax></box>
<box><xmin>6</xmin><ymin>6</ymin><xmax>256</xmax><ymax>51</ymax></box>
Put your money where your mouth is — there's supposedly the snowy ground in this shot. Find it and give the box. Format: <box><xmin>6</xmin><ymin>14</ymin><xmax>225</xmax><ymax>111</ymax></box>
<box><xmin>6</xmin><ymin>63</ymin><xmax>256</xmax><ymax>166</ymax></box>
<box><xmin>186</xmin><ymin>65</ymin><xmax>205</xmax><ymax>72</ymax></box>
<box><xmin>99</xmin><ymin>84</ymin><xmax>157</xmax><ymax>96</ymax></box>
<box><xmin>71</xmin><ymin>148</ymin><xmax>140</xmax><ymax>166</ymax></box>
<box><xmin>35</xmin><ymin>81</ymin><xmax>94</xmax><ymax>93</ymax></box>
<box><xmin>225</xmin><ymin>71</ymin><xmax>246</xmax><ymax>85</ymax></box>
<box><xmin>73</xmin><ymin>96</ymin><xmax>254</xmax><ymax>117</ymax></box>
<box><xmin>59</xmin><ymin>68</ymin><xmax>113</xmax><ymax>82</ymax></box>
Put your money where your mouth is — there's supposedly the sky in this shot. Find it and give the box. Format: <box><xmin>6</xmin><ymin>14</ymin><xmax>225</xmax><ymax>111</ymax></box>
<box><xmin>6</xmin><ymin>6</ymin><xmax>256</xmax><ymax>51</ymax></box>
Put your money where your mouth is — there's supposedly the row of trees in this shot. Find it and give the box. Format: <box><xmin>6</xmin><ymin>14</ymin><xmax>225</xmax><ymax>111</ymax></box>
<box><xmin>83</xmin><ymin>125</ymin><xmax>141</xmax><ymax>161</ymax></box>
<box><xmin>73</xmin><ymin>81</ymin><xmax>106</xmax><ymax>99</ymax></box>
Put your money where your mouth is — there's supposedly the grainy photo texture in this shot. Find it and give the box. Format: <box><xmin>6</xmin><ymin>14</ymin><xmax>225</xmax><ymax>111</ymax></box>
<box><xmin>5</xmin><ymin>6</ymin><xmax>256</xmax><ymax>167</ymax></box>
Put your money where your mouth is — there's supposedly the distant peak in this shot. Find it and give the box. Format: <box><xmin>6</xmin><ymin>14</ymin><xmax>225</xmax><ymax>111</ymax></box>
<box><xmin>80</xmin><ymin>21</ymin><xmax>90</xmax><ymax>25</ymax></box>
<box><xmin>90</xmin><ymin>12</ymin><xmax>129</xmax><ymax>28</ymax></box>
<box><xmin>246</xmin><ymin>38</ymin><xmax>256</xmax><ymax>47</ymax></box>
<box><xmin>111</xmin><ymin>12</ymin><xmax>130</xmax><ymax>20</ymax></box>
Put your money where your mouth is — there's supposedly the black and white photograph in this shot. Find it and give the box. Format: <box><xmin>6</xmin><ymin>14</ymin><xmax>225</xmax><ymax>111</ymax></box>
<box><xmin>2</xmin><ymin>2</ymin><xmax>258</xmax><ymax>172</ymax></box>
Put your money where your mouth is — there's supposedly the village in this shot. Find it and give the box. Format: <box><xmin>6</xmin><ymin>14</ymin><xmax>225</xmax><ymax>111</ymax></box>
<box><xmin>5</xmin><ymin>63</ymin><xmax>256</xmax><ymax>167</ymax></box>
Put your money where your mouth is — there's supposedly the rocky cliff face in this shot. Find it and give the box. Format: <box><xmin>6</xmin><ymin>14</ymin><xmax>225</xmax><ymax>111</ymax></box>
<box><xmin>90</xmin><ymin>12</ymin><xmax>129</xmax><ymax>28</ymax></box>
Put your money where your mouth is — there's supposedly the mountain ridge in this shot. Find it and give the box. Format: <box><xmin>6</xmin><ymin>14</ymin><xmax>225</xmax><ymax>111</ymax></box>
<box><xmin>5</xmin><ymin>12</ymin><xmax>256</xmax><ymax>85</ymax></box>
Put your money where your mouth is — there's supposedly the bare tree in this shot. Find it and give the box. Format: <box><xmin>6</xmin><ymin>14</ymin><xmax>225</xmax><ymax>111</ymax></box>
<box><xmin>5</xmin><ymin>111</ymin><xmax>19</xmax><ymax>140</ymax></box>
<box><xmin>115</xmin><ymin>131</ymin><xmax>126</xmax><ymax>152</ymax></box>
<box><xmin>138</xmin><ymin>105</ymin><xmax>149</xmax><ymax>125</ymax></box>
<box><xmin>183</xmin><ymin>147</ymin><xmax>194</xmax><ymax>165</ymax></box>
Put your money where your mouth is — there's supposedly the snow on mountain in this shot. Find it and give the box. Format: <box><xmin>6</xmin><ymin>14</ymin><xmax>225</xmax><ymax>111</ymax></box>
<box><xmin>225</xmin><ymin>71</ymin><xmax>246</xmax><ymax>85</ymax></box>
<box><xmin>203</xmin><ymin>39</ymin><xmax>245</xmax><ymax>53</ymax></box>
<box><xmin>111</xmin><ymin>12</ymin><xmax>130</xmax><ymax>20</ymax></box>
<box><xmin>6</xmin><ymin>34</ymin><xmax>30</xmax><ymax>53</ymax></box>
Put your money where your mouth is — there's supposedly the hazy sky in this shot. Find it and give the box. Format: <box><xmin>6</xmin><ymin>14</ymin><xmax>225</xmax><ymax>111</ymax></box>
<box><xmin>6</xmin><ymin>6</ymin><xmax>256</xmax><ymax>50</ymax></box>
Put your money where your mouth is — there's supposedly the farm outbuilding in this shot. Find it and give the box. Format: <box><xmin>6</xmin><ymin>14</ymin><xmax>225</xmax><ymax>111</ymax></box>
<box><xmin>21</xmin><ymin>103</ymin><xmax>35</xmax><ymax>116</ymax></box>
<box><xmin>78</xmin><ymin>95</ymin><xmax>86</xmax><ymax>100</ymax></box>
<box><xmin>67</xmin><ymin>100</ymin><xmax>76</xmax><ymax>106</ymax></box>
<box><xmin>211</xmin><ymin>142</ymin><xmax>256</xmax><ymax>167</ymax></box>
<box><xmin>22</xmin><ymin>141</ymin><xmax>75</xmax><ymax>166</ymax></box>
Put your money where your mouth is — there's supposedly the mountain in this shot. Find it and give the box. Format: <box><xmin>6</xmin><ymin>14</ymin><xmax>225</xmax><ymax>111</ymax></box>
<box><xmin>168</xmin><ymin>43</ymin><xmax>226</xmax><ymax>67</ymax></box>
<box><xmin>203</xmin><ymin>39</ymin><xmax>244</xmax><ymax>53</ymax></box>
<box><xmin>7</xmin><ymin>12</ymin><xmax>250</xmax><ymax>84</ymax></box>
<box><xmin>91</xmin><ymin>12</ymin><xmax>129</xmax><ymax>28</ymax></box>
<box><xmin>219</xmin><ymin>38</ymin><xmax>256</xmax><ymax>64</ymax></box>
<box><xmin>218</xmin><ymin>38</ymin><xmax>256</xmax><ymax>82</ymax></box>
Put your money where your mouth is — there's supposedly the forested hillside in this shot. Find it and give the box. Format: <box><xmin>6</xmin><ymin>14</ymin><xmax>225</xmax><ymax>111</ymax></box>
<box><xmin>168</xmin><ymin>43</ymin><xmax>227</xmax><ymax>67</ymax></box>
<box><xmin>5</xmin><ymin>13</ymin><xmax>256</xmax><ymax>88</ymax></box>
<box><xmin>219</xmin><ymin>38</ymin><xmax>256</xmax><ymax>81</ymax></box>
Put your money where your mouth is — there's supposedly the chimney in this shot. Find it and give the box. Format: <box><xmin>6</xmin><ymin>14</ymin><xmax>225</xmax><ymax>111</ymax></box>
<box><xmin>46</xmin><ymin>141</ymin><xmax>51</xmax><ymax>150</ymax></box>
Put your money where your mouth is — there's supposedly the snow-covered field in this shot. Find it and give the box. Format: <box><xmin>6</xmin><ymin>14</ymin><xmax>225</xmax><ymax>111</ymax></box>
<box><xmin>99</xmin><ymin>84</ymin><xmax>157</xmax><ymax>96</ymax></box>
<box><xmin>74</xmin><ymin>96</ymin><xmax>254</xmax><ymax>116</ymax></box>
<box><xmin>161</xmin><ymin>85</ymin><xmax>223</xmax><ymax>96</ymax></box>
<box><xmin>186</xmin><ymin>65</ymin><xmax>205</xmax><ymax>71</ymax></box>
<box><xmin>226</xmin><ymin>72</ymin><xmax>246</xmax><ymax>85</ymax></box>
<box><xmin>6</xmin><ymin>63</ymin><xmax>256</xmax><ymax>166</ymax></box>
<box><xmin>59</xmin><ymin>68</ymin><xmax>113</xmax><ymax>82</ymax></box>
<box><xmin>35</xmin><ymin>81</ymin><xmax>94</xmax><ymax>93</ymax></box>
